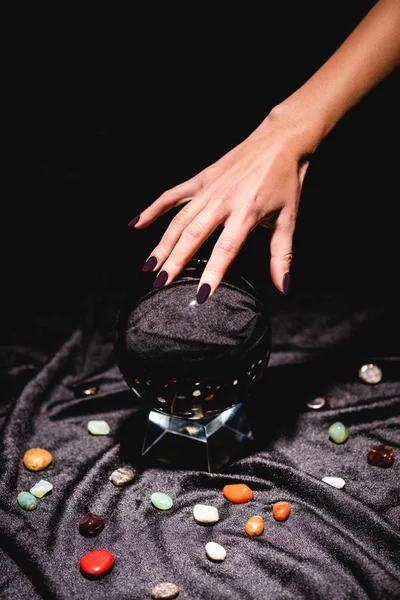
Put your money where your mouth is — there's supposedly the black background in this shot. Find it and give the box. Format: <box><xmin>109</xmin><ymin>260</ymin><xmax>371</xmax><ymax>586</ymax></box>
<box><xmin>4</xmin><ymin>0</ymin><xmax>399</xmax><ymax>343</ymax></box>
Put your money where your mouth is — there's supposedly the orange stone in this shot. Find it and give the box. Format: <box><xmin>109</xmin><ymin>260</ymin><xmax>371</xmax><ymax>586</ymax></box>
<box><xmin>273</xmin><ymin>501</ymin><xmax>291</xmax><ymax>521</ymax></box>
<box><xmin>245</xmin><ymin>515</ymin><xmax>264</xmax><ymax>536</ymax></box>
<box><xmin>222</xmin><ymin>483</ymin><xmax>254</xmax><ymax>503</ymax></box>
<box><xmin>23</xmin><ymin>448</ymin><xmax>52</xmax><ymax>471</ymax></box>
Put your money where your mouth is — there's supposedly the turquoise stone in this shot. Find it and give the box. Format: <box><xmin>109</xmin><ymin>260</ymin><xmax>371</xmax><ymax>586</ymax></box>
<box><xmin>151</xmin><ymin>492</ymin><xmax>173</xmax><ymax>510</ymax></box>
<box><xmin>30</xmin><ymin>480</ymin><xmax>53</xmax><ymax>498</ymax></box>
<box><xmin>18</xmin><ymin>491</ymin><xmax>38</xmax><ymax>510</ymax></box>
<box><xmin>328</xmin><ymin>421</ymin><xmax>349</xmax><ymax>444</ymax></box>
<box><xmin>88</xmin><ymin>420</ymin><xmax>111</xmax><ymax>435</ymax></box>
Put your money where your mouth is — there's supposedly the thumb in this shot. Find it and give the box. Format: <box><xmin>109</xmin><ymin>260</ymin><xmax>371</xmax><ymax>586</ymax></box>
<box><xmin>269</xmin><ymin>216</ymin><xmax>295</xmax><ymax>295</ymax></box>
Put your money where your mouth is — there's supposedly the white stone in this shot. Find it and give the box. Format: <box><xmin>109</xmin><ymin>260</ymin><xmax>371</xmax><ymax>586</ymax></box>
<box><xmin>358</xmin><ymin>363</ymin><xmax>382</xmax><ymax>384</ymax></box>
<box><xmin>322</xmin><ymin>476</ymin><xmax>346</xmax><ymax>489</ymax></box>
<box><xmin>193</xmin><ymin>504</ymin><xmax>219</xmax><ymax>524</ymax></box>
<box><xmin>88</xmin><ymin>420</ymin><xmax>111</xmax><ymax>435</ymax></box>
<box><xmin>205</xmin><ymin>541</ymin><xmax>226</xmax><ymax>561</ymax></box>
<box><xmin>30</xmin><ymin>480</ymin><xmax>53</xmax><ymax>498</ymax></box>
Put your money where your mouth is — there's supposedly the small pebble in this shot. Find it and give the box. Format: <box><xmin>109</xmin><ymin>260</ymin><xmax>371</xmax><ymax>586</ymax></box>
<box><xmin>205</xmin><ymin>541</ymin><xmax>226</xmax><ymax>561</ymax></box>
<box><xmin>18</xmin><ymin>491</ymin><xmax>38</xmax><ymax>511</ymax></box>
<box><xmin>151</xmin><ymin>582</ymin><xmax>180</xmax><ymax>599</ymax></box>
<box><xmin>110</xmin><ymin>467</ymin><xmax>135</xmax><ymax>486</ymax></box>
<box><xmin>193</xmin><ymin>504</ymin><xmax>219</xmax><ymax>524</ymax></box>
<box><xmin>367</xmin><ymin>445</ymin><xmax>394</xmax><ymax>468</ymax></box>
<box><xmin>223</xmin><ymin>483</ymin><xmax>254</xmax><ymax>503</ymax></box>
<box><xmin>30</xmin><ymin>480</ymin><xmax>53</xmax><ymax>498</ymax></box>
<box><xmin>322</xmin><ymin>476</ymin><xmax>346</xmax><ymax>489</ymax></box>
<box><xmin>80</xmin><ymin>549</ymin><xmax>114</xmax><ymax>576</ymax></box>
<box><xmin>151</xmin><ymin>492</ymin><xmax>173</xmax><ymax>510</ymax></box>
<box><xmin>328</xmin><ymin>422</ymin><xmax>349</xmax><ymax>444</ymax></box>
<box><xmin>245</xmin><ymin>515</ymin><xmax>264</xmax><ymax>536</ymax></box>
<box><xmin>78</xmin><ymin>512</ymin><xmax>105</xmax><ymax>536</ymax></box>
<box><xmin>273</xmin><ymin>501</ymin><xmax>291</xmax><ymax>521</ymax></box>
<box><xmin>23</xmin><ymin>448</ymin><xmax>52</xmax><ymax>471</ymax></box>
<box><xmin>306</xmin><ymin>397</ymin><xmax>330</xmax><ymax>410</ymax></box>
<box><xmin>88</xmin><ymin>420</ymin><xmax>111</xmax><ymax>435</ymax></box>
<box><xmin>358</xmin><ymin>363</ymin><xmax>382</xmax><ymax>384</ymax></box>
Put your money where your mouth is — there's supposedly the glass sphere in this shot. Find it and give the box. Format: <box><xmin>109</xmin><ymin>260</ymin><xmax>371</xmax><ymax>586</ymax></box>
<box><xmin>114</xmin><ymin>258</ymin><xmax>271</xmax><ymax>420</ymax></box>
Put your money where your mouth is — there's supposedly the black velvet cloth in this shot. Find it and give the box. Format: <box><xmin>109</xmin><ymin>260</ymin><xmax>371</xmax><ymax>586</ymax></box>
<box><xmin>1</xmin><ymin>283</ymin><xmax>399</xmax><ymax>599</ymax></box>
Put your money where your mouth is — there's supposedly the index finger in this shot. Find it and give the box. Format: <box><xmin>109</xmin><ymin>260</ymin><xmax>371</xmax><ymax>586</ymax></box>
<box><xmin>196</xmin><ymin>211</ymin><xmax>257</xmax><ymax>304</ymax></box>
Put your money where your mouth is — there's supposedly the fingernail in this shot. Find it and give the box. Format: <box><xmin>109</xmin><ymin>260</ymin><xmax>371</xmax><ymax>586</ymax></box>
<box><xmin>142</xmin><ymin>255</ymin><xmax>158</xmax><ymax>272</ymax></box>
<box><xmin>196</xmin><ymin>283</ymin><xmax>211</xmax><ymax>304</ymax></box>
<box><xmin>128</xmin><ymin>215</ymin><xmax>140</xmax><ymax>227</ymax></box>
<box><xmin>282</xmin><ymin>272</ymin><xmax>290</xmax><ymax>295</ymax></box>
<box><xmin>153</xmin><ymin>270</ymin><xmax>168</xmax><ymax>288</ymax></box>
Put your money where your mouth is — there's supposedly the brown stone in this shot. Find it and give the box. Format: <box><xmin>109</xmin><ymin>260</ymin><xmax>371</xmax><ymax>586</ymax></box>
<box><xmin>109</xmin><ymin>467</ymin><xmax>135</xmax><ymax>487</ymax></box>
<box><xmin>273</xmin><ymin>501</ymin><xmax>291</xmax><ymax>521</ymax></box>
<box><xmin>23</xmin><ymin>448</ymin><xmax>52</xmax><ymax>471</ymax></box>
<box><xmin>245</xmin><ymin>515</ymin><xmax>264</xmax><ymax>536</ymax></box>
<box><xmin>367</xmin><ymin>445</ymin><xmax>394</xmax><ymax>468</ymax></box>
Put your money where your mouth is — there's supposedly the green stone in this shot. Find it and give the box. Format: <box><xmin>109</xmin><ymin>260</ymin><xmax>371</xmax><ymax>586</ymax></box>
<box><xmin>328</xmin><ymin>421</ymin><xmax>349</xmax><ymax>444</ymax></box>
<box><xmin>18</xmin><ymin>491</ymin><xmax>38</xmax><ymax>510</ymax></box>
<box><xmin>151</xmin><ymin>492</ymin><xmax>173</xmax><ymax>510</ymax></box>
<box><xmin>88</xmin><ymin>420</ymin><xmax>111</xmax><ymax>435</ymax></box>
<box><xmin>30</xmin><ymin>480</ymin><xmax>53</xmax><ymax>498</ymax></box>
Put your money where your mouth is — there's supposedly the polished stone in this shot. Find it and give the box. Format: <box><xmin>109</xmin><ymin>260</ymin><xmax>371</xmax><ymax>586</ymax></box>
<box><xmin>30</xmin><ymin>480</ymin><xmax>53</xmax><ymax>498</ymax></box>
<box><xmin>80</xmin><ymin>549</ymin><xmax>114</xmax><ymax>575</ymax></box>
<box><xmin>18</xmin><ymin>491</ymin><xmax>38</xmax><ymax>510</ymax></box>
<box><xmin>109</xmin><ymin>467</ymin><xmax>135</xmax><ymax>486</ymax></box>
<box><xmin>223</xmin><ymin>483</ymin><xmax>254</xmax><ymax>503</ymax></box>
<box><xmin>83</xmin><ymin>385</ymin><xmax>98</xmax><ymax>396</ymax></box>
<box><xmin>23</xmin><ymin>448</ymin><xmax>52</xmax><ymax>471</ymax></box>
<box><xmin>328</xmin><ymin>422</ymin><xmax>349</xmax><ymax>444</ymax></box>
<box><xmin>358</xmin><ymin>363</ymin><xmax>382</xmax><ymax>384</ymax></box>
<box><xmin>151</xmin><ymin>582</ymin><xmax>180</xmax><ymax>599</ymax></box>
<box><xmin>87</xmin><ymin>420</ymin><xmax>111</xmax><ymax>435</ymax></box>
<box><xmin>193</xmin><ymin>504</ymin><xmax>219</xmax><ymax>524</ymax></box>
<box><xmin>306</xmin><ymin>397</ymin><xmax>330</xmax><ymax>410</ymax></box>
<box><xmin>367</xmin><ymin>445</ymin><xmax>394</xmax><ymax>467</ymax></box>
<box><xmin>78</xmin><ymin>512</ymin><xmax>105</xmax><ymax>536</ymax></box>
<box><xmin>245</xmin><ymin>515</ymin><xmax>264</xmax><ymax>536</ymax></box>
<box><xmin>273</xmin><ymin>501</ymin><xmax>291</xmax><ymax>521</ymax></box>
<box><xmin>205</xmin><ymin>541</ymin><xmax>226</xmax><ymax>561</ymax></box>
<box><xmin>151</xmin><ymin>492</ymin><xmax>173</xmax><ymax>510</ymax></box>
<box><xmin>322</xmin><ymin>476</ymin><xmax>346</xmax><ymax>489</ymax></box>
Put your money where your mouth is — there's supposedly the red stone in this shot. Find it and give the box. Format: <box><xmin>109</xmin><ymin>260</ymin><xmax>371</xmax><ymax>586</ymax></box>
<box><xmin>367</xmin><ymin>445</ymin><xmax>394</xmax><ymax>468</ymax></box>
<box><xmin>273</xmin><ymin>501</ymin><xmax>291</xmax><ymax>521</ymax></box>
<box><xmin>222</xmin><ymin>483</ymin><xmax>254</xmax><ymax>503</ymax></box>
<box><xmin>80</xmin><ymin>550</ymin><xmax>114</xmax><ymax>576</ymax></box>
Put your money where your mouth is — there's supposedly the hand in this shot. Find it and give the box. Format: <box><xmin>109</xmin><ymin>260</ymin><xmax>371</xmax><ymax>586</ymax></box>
<box><xmin>129</xmin><ymin>107</ymin><xmax>314</xmax><ymax>303</ymax></box>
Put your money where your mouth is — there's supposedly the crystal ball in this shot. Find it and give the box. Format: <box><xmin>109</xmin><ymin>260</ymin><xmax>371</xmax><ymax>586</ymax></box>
<box><xmin>114</xmin><ymin>259</ymin><xmax>271</xmax><ymax>420</ymax></box>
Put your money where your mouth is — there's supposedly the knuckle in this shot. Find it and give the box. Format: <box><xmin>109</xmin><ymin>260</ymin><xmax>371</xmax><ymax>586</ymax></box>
<box><xmin>183</xmin><ymin>219</ymin><xmax>205</xmax><ymax>241</ymax></box>
<box><xmin>216</xmin><ymin>236</ymin><xmax>238</xmax><ymax>256</ymax></box>
<box><xmin>172</xmin><ymin>206</ymin><xmax>191</xmax><ymax>227</ymax></box>
<box><xmin>160</xmin><ymin>188</ymin><xmax>176</xmax><ymax>203</ymax></box>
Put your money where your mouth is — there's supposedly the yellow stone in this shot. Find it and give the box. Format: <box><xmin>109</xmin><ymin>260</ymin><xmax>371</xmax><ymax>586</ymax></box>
<box><xmin>23</xmin><ymin>448</ymin><xmax>52</xmax><ymax>471</ymax></box>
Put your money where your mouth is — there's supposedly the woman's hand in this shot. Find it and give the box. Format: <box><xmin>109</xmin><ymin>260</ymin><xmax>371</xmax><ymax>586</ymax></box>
<box><xmin>129</xmin><ymin>107</ymin><xmax>317</xmax><ymax>303</ymax></box>
<box><xmin>129</xmin><ymin>0</ymin><xmax>400</xmax><ymax>303</ymax></box>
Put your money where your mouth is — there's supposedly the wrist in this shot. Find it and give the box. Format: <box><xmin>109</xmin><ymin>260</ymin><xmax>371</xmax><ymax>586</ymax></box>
<box><xmin>265</xmin><ymin>96</ymin><xmax>328</xmax><ymax>159</ymax></box>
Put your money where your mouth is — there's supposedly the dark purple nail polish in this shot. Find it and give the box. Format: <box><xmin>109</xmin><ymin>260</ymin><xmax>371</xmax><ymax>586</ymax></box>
<box><xmin>128</xmin><ymin>215</ymin><xmax>140</xmax><ymax>227</ymax></box>
<box><xmin>196</xmin><ymin>283</ymin><xmax>211</xmax><ymax>304</ymax></box>
<box><xmin>282</xmin><ymin>272</ymin><xmax>290</xmax><ymax>295</ymax></box>
<box><xmin>142</xmin><ymin>255</ymin><xmax>158</xmax><ymax>272</ymax></box>
<box><xmin>153</xmin><ymin>270</ymin><xmax>168</xmax><ymax>288</ymax></box>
